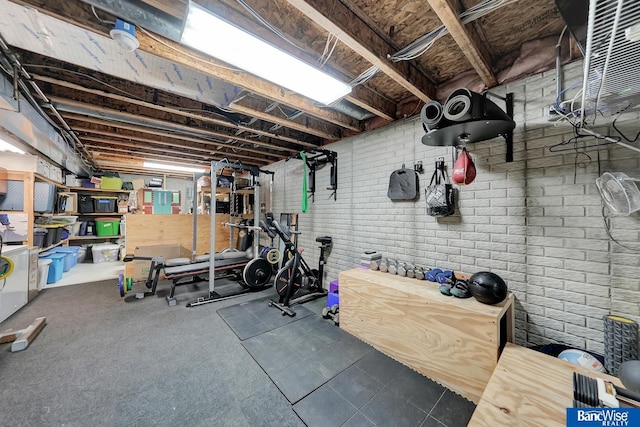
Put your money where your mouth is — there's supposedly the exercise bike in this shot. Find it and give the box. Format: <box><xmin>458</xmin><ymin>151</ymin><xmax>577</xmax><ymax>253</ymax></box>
<box><xmin>263</xmin><ymin>214</ymin><xmax>332</xmax><ymax>317</ymax></box>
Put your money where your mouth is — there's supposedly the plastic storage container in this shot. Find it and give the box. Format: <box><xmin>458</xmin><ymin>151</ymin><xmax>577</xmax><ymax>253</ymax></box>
<box><xmin>92</xmin><ymin>243</ymin><xmax>121</xmax><ymax>263</ymax></box>
<box><xmin>51</xmin><ymin>246</ymin><xmax>80</xmax><ymax>272</ymax></box>
<box><xmin>39</xmin><ymin>253</ymin><xmax>65</xmax><ymax>284</ymax></box>
<box><xmin>37</xmin><ymin>258</ymin><xmax>52</xmax><ymax>290</ymax></box>
<box><xmin>41</xmin><ymin>225</ymin><xmax>65</xmax><ymax>247</ymax></box>
<box><xmin>92</xmin><ymin>197</ymin><xmax>117</xmax><ymax>213</ymax></box>
<box><xmin>76</xmin><ymin>246</ymin><xmax>87</xmax><ymax>263</ymax></box>
<box><xmin>33</xmin><ymin>228</ymin><xmax>47</xmax><ymax>247</ymax></box>
<box><xmin>78</xmin><ymin>194</ymin><xmax>94</xmax><ymax>213</ymax></box>
<box><xmin>95</xmin><ymin>218</ymin><xmax>120</xmax><ymax>236</ymax></box>
<box><xmin>100</xmin><ymin>176</ymin><xmax>123</xmax><ymax>190</ymax></box>
<box><xmin>33</xmin><ymin>182</ymin><xmax>56</xmax><ymax>213</ymax></box>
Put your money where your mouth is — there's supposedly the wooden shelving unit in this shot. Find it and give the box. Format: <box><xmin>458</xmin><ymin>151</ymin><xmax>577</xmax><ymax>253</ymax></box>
<box><xmin>38</xmin><ymin>238</ymin><xmax>68</xmax><ymax>253</ymax></box>
<box><xmin>68</xmin><ymin>235</ymin><xmax>123</xmax><ymax>241</ymax></box>
<box><xmin>67</xmin><ymin>187</ymin><xmax>130</xmax><ymax>194</ymax></box>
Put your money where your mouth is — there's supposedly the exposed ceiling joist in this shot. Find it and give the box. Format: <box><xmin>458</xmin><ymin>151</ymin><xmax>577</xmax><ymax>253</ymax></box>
<box><xmin>81</xmin><ymin>136</ymin><xmax>213</xmax><ymax>160</ymax></box>
<box><xmin>285</xmin><ymin>0</ymin><xmax>436</xmax><ymax>102</ymax></box>
<box><xmin>65</xmin><ymin>117</ymin><xmax>282</xmax><ymax>160</ymax></box>
<box><xmin>425</xmin><ymin>0</ymin><xmax>497</xmax><ymax>87</ymax></box>
<box><xmin>13</xmin><ymin>0</ymin><xmax>363</xmax><ymax>132</ymax></box>
<box><xmin>48</xmin><ymin>96</ymin><xmax>298</xmax><ymax>153</ymax></box>
<box><xmin>32</xmin><ymin>74</ymin><xmax>324</xmax><ymax>148</ymax></box>
<box><xmin>86</xmin><ymin>144</ymin><xmax>212</xmax><ymax>165</ymax></box>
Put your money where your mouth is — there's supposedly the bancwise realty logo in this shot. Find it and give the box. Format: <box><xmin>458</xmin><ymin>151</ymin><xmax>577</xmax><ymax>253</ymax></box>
<box><xmin>567</xmin><ymin>408</ymin><xmax>639</xmax><ymax>426</ymax></box>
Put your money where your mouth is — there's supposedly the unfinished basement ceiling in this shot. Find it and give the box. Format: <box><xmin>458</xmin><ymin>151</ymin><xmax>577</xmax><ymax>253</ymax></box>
<box><xmin>0</xmin><ymin>0</ymin><xmax>574</xmax><ymax>175</ymax></box>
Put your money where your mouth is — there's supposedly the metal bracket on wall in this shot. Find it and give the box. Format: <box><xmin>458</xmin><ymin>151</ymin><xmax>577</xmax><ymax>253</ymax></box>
<box><xmin>288</xmin><ymin>149</ymin><xmax>338</xmax><ymax>202</ymax></box>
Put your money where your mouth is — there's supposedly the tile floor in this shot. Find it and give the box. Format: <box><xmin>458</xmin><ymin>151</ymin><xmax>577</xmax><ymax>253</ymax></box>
<box><xmin>218</xmin><ymin>297</ymin><xmax>477</xmax><ymax>427</ymax></box>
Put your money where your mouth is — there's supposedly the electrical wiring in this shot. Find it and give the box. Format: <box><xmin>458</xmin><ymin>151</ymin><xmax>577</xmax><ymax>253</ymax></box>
<box><xmin>22</xmin><ymin>64</ymin><xmax>148</xmax><ymax>103</ymax></box>
<box><xmin>388</xmin><ymin>0</ymin><xmax>520</xmax><ymax>62</ymax></box>
<box><xmin>235</xmin><ymin>0</ymin><xmax>304</xmax><ymax>51</ymax></box>
<box><xmin>348</xmin><ymin>0</ymin><xmax>519</xmax><ymax>87</ymax></box>
<box><xmin>318</xmin><ymin>34</ymin><xmax>339</xmax><ymax>68</ymax></box>
<box><xmin>91</xmin><ymin>5</ymin><xmax>115</xmax><ymax>25</ymax></box>
<box><xmin>612</xmin><ymin>104</ymin><xmax>640</xmax><ymax>142</ymax></box>
<box><xmin>349</xmin><ymin>66</ymin><xmax>379</xmax><ymax>87</ymax></box>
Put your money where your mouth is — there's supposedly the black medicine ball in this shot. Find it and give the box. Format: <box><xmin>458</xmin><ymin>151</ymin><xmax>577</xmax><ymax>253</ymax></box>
<box><xmin>469</xmin><ymin>271</ymin><xmax>508</xmax><ymax>305</ymax></box>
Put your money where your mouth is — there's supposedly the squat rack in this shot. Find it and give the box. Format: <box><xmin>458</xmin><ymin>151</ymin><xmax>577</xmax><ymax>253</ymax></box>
<box><xmin>187</xmin><ymin>159</ymin><xmax>266</xmax><ymax>307</ymax></box>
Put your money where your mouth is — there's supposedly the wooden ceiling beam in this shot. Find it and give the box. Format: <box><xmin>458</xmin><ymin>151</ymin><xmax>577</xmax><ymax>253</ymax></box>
<box><xmin>193</xmin><ymin>0</ymin><xmax>395</xmax><ymax>121</ymax></box>
<box><xmin>136</xmin><ymin>29</ymin><xmax>363</xmax><ymax>132</ymax></box>
<box><xmin>49</xmin><ymin>96</ymin><xmax>298</xmax><ymax>154</ymax></box>
<box><xmin>64</xmin><ymin>116</ymin><xmax>283</xmax><ymax>160</ymax></box>
<box><xmin>285</xmin><ymin>0</ymin><xmax>436</xmax><ymax>102</ymax></box>
<box><xmin>425</xmin><ymin>0</ymin><xmax>497</xmax><ymax>87</ymax></box>
<box><xmin>31</xmin><ymin>72</ymin><xmax>328</xmax><ymax>146</ymax></box>
<box><xmin>92</xmin><ymin>155</ymin><xmax>203</xmax><ymax>176</ymax></box>
<box><xmin>14</xmin><ymin>0</ymin><xmax>362</xmax><ymax>132</ymax></box>
<box><xmin>79</xmin><ymin>133</ymin><xmax>268</xmax><ymax>164</ymax></box>
<box><xmin>37</xmin><ymin>76</ymin><xmax>320</xmax><ymax>149</ymax></box>
<box><xmin>81</xmin><ymin>137</ymin><xmax>211</xmax><ymax>160</ymax></box>
<box><xmin>230</xmin><ymin>97</ymin><xmax>339</xmax><ymax>141</ymax></box>
<box><xmin>85</xmin><ymin>144</ymin><xmax>212</xmax><ymax>164</ymax></box>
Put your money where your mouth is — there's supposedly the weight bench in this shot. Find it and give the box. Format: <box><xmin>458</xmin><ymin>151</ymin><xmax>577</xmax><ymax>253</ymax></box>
<box><xmin>162</xmin><ymin>257</ymin><xmax>251</xmax><ymax>304</ymax></box>
<box><xmin>124</xmin><ymin>251</ymin><xmax>253</xmax><ymax>305</ymax></box>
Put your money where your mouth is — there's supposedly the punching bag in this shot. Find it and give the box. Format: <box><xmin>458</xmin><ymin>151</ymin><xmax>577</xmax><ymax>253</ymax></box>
<box><xmin>452</xmin><ymin>148</ymin><xmax>476</xmax><ymax>185</ymax></box>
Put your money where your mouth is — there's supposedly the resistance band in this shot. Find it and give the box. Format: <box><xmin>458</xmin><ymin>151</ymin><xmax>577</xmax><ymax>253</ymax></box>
<box><xmin>300</xmin><ymin>151</ymin><xmax>308</xmax><ymax>213</ymax></box>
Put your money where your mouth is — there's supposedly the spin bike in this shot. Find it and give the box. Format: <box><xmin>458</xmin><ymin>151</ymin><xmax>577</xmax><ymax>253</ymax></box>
<box><xmin>265</xmin><ymin>214</ymin><xmax>332</xmax><ymax>317</ymax></box>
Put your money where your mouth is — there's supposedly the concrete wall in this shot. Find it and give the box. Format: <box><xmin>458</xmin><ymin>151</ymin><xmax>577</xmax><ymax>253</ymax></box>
<box><xmin>262</xmin><ymin>60</ymin><xmax>640</xmax><ymax>353</ymax></box>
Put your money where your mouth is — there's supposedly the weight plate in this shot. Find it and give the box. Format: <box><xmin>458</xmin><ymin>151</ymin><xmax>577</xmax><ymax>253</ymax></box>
<box><xmin>242</xmin><ymin>258</ymin><xmax>273</xmax><ymax>289</ymax></box>
<box><xmin>274</xmin><ymin>266</ymin><xmax>303</xmax><ymax>297</ymax></box>
<box><xmin>118</xmin><ymin>273</ymin><xmax>125</xmax><ymax>297</ymax></box>
<box><xmin>266</xmin><ymin>248</ymin><xmax>282</xmax><ymax>265</ymax></box>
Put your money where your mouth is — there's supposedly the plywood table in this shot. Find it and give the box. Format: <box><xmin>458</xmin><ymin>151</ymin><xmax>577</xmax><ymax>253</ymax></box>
<box><xmin>339</xmin><ymin>268</ymin><xmax>514</xmax><ymax>403</ymax></box>
<box><xmin>469</xmin><ymin>343</ymin><xmax>623</xmax><ymax>426</ymax></box>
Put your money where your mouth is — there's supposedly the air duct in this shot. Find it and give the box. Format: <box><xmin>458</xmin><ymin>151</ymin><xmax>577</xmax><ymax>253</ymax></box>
<box><xmin>0</xmin><ymin>71</ymin><xmax>90</xmax><ymax>176</ymax></box>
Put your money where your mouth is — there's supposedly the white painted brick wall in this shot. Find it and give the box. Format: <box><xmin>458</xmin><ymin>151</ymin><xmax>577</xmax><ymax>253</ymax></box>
<box><xmin>264</xmin><ymin>58</ymin><xmax>640</xmax><ymax>355</ymax></box>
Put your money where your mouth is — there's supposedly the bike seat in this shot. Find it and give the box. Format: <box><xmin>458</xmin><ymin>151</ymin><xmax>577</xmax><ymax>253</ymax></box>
<box><xmin>316</xmin><ymin>236</ymin><xmax>332</xmax><ymax>245</ymax></box>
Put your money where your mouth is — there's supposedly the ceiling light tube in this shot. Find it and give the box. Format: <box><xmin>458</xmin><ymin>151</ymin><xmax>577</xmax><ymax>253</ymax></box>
<box><xmin>181</xmin><ymin>2</ymin><xmax>352</xmax><ymax>105</ymax></box>
<box><xmin>143</xmin><ymin>161</ymin><xmax>206</xmax><ymax>173</ymax></box>
<box><xmin>0</xmin><ymin>137</ymin><xmax>26</xmax><ymax>154</ymax></box>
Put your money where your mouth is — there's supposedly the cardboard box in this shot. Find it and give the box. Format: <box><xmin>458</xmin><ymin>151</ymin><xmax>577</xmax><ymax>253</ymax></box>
<box><xmin>132</xmin><ymin>178</ymin><xmax>146</xmax><ymax>190</ymax></box>
<box><xmin>130</xmin><ymin>244</ymin><xmax>182</xmax><ymax>281</ymax></box>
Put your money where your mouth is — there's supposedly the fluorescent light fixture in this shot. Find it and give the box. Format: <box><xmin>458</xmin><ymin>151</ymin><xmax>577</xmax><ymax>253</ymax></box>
<box><xmin>626</xmin><ymin>23</ymin><xmax>640</xmax><ymax>42</ymax></box>
<box><xmin>181</xmin><ymin>2</ymin><xmax>352</xmax><ymax>105</ymax></box>
<box><xmin>143</xmin><ymin>161</ymin><xmax>205</xmax><ymax>173</ymax></box>
<box><xmin>0</xmin><ymin>137</ymin><xmax>25</xmax><ymax>154</ymax></box>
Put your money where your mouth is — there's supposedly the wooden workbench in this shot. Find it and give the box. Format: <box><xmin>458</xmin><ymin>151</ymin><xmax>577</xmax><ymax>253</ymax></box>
<box><xmin>339</xmin><ymin>268</ymin><xmax>514</xmax><ymax>403</ymax></box>
<box><xmin>468</xmin><ymin>343</ymin><xmax>623</xmax><ymax>426</ymax></box>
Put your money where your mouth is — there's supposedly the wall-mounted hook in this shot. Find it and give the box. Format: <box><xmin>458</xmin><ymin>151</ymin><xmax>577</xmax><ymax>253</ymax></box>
<box><xmin>414</xmin><ymin>161</ymin><xmax>423</xmax><ymax>174</ymax></box>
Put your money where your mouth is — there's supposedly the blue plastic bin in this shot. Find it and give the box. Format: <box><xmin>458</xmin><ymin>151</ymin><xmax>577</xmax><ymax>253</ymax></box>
<box><xmin>51</xmin><ymin>247</ymin><xmax>80</xmax><ymax>271</ymax></box>
<box><xmin>39</xmin><ymin>253</ymin><xmax>66</xmax><ymax>284</ymax></box>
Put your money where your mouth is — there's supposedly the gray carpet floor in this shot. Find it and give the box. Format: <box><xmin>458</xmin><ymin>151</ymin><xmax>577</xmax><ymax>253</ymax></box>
<box><xmin>0</xmin><ymin>278</ymin><xmax>475</xmax><ymax>427</ymax></box>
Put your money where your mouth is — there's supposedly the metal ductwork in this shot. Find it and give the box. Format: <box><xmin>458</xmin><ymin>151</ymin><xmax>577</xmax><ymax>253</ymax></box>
<box><xmin>0</xmin><ymin>65</ymin><xmax>90</xmax><ymax>176</ymax></box>
<box><xmin>80</xmin><ymin>0</ymin><xmax>185</xmax><ymax>42</ymax></box>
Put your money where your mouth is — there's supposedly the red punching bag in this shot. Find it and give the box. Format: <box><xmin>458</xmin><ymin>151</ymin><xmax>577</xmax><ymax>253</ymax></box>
<box><xmin>452</xmin><ymin>148</ymin><xmax>476</xmax><ymax>185</ymax></box>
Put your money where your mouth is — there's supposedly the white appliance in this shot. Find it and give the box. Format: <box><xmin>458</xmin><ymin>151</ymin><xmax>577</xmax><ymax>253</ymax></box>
<box><xmin>0</xmin><ymin>245</ymin><xmax>29</xmax><ymax>323</ymax></box>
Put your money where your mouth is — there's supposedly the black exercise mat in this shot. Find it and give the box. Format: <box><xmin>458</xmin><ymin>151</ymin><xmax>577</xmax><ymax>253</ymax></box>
<box><xmin>241</xmin><ymin>316</ymin><xmax>375</xmax><ymax>404</ymax></box>
<box><xmin>217</xmin><ymin>296</ymin><xmax>314</xmax><ymax>341</ymax></box>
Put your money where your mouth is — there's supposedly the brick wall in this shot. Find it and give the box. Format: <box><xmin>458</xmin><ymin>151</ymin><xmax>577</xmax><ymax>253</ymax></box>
<box><xmin>263</xmin><ymin>60</ymin><xmax>640</xmax><ymax>353</ymax></box>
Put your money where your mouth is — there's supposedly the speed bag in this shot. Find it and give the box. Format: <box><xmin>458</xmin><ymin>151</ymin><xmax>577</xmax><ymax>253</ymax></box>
<box><xmin>452</xmin><ymin>148</ymin><xmax>476</xmax><ymax>185</ymax></box>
